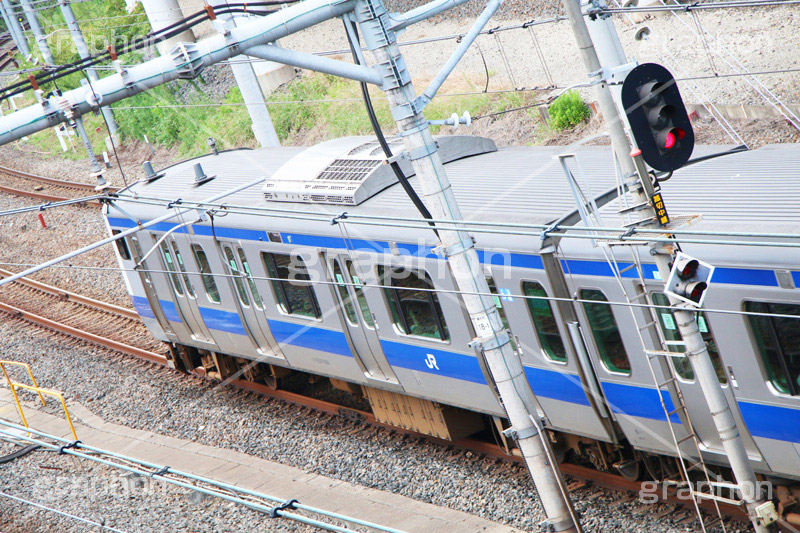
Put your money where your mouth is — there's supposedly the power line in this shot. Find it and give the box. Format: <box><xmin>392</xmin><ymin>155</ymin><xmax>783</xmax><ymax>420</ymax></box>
<box><xmin>2</xmin><ymin>259</ymin><xmax>799</xmax><ymax>323</ymax></box>
<box><xmin>598</xmin><ymin>0</ymin><xmax>800</xmax><ymax>13</ymax></box>
<box><xmin>0</xmin><ymin>490</ymin><xmax>127</xmax><ymax>533</ymax></box>
<box><xmin>677</xmin><ymin>66</ymin><xmax>800</xmax><ymax>82</ymax></box>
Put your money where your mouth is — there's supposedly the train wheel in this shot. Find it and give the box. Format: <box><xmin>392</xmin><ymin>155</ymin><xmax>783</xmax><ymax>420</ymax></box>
<box><xmin>616</xmin><ymin>458</ymin><xmax>642</xmax><ymax>481</ymax></box>
<box><xmin>642</xmin><ymin>452</ymin><xmax>664</xmax><ymax>481</ymax></box>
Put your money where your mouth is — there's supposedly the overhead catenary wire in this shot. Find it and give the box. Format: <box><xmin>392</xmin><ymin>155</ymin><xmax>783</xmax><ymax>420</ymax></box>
<box><xmin>7</xmin><ymin>187</ymin><xmax>800</xmax><ymax>249</ymax></box>
<box><xmin>598</xmin><ymin>0</ymin><xmax>800</xmax><ymax>14</ymax></box>
<box><xmin>649</xmin><ymin>0</ymin><xmax>800</xmax><ymax>131</ymax></box>
<box><xmin>0</xmin><ymin>490</ymin><xmax>127</xmax><ymax>533</ymax></box>
<box><xmin>0</xmin><ymin>1</ymin><xmax>298</xmax><ymax>102</ymax></box>
<box><xmin>606</xmin><ymin>0</ymin><xmax>746</xmax><ymax>146</ymax></box>
<box><xmin>2</xmin><ymin>257</ymin><xmax>800</xmax><ymax>323</ymax></box>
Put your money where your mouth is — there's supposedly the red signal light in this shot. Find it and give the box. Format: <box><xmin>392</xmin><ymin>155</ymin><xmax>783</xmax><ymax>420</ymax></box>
<box><xmin>687</xmin><ymin>281</ymin><xmax>708</xmax><ymax>302</ymax></box>
<box><xmin>676</xmin><ymin>258</ymin><xmax>699</xmax><ymax>280</ymax></box>
<box><xmin>664</xmin><ymin>131</ymin><xmax>676</xmax><ymax>150</ymax></box>
<box><xmin>662</xmin><ymin>128</ymin><xmax>685</xmax><ymax>150</ymax></box>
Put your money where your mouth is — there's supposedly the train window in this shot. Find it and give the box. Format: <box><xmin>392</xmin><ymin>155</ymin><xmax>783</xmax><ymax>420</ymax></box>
<box><xmin>345</xmin><ymin>260</ymin><xmax>374</xmax><ymax>328</ymax></box>
<box><xmin>486</xmin><ymin>276</ymin><xmax>517</xmax><ymax>352</ymax></box>
<box><xmin>522</xmin><ymin>281</ymin><xmax>566</xmax><ymax>362</ymax></box>
<box><xmin>223</xmin><ymin>246</ymin><xmax>250</xmax><ymax>307</ymax></box>
<box><xmin>172</xmin><ymin>243</ymin><xmax>196</xmax><ymax>299</ymax></box>
<box><xmin>332</xmin><ymin>260</ymin><xmax>358</xmax><ymax>325</ymax></box>
<box><xmin>111</xmin><ymin>230</ymin><xmax>131</xmax><ymax>260</ymax></box>
<box><xmin>261</xmin><ymin>252</ymin><xmax>321</xmax><ymax>318</ymax></box>
<box><xmin>377</xmin><ymin>265</ymin><xmax>449</xmax><ymax>341</ymax></box>
<box><xmin>237</xmin><ymin>248</ymin><xmax>263</xmax><ymax>310</ymax></box>
<box><xmin>745</xmin><ymin>301</ymin><xmax>800</xmax><ymax>396</ymax></box>
<box><xmin>191</xmin><ymin>244</ymin><xmax>221</xmax><ymax>304</ymax></box>
<box><xmin>160</xmin><ymin>242</ymin><xmax>184</xmax><ymax>296</ymax></box>
<box><xmin>580</xmin><ymin>289</ymin><xmax>631</xmax><ymax>375</ymax></box>
<box><xmin>651</xmin><ymin>293</ymin><xmax>726</xmax><ymax>383</ymax></box>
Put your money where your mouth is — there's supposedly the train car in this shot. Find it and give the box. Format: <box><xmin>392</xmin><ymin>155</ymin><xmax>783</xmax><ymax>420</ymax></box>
<box><xmin>103</xmin><ymin>135</ymin><xmax>800</xmax><ymax>485</ymax></box>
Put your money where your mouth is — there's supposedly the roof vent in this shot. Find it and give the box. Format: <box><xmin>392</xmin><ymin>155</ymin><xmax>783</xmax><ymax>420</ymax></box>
<box><xmin>193</xmin><ymin>163</ymin><xmax>215</xmax><ymax>186</ymax></box>
<box><xmin>262</xmin><ymin>135</ymin><xmax>497</xmax><ymax>205</ymax></box>
<box><xmin>142</xmin><ymin>161</ymin><xmax>164</xmax><ymax>183</ymax></box>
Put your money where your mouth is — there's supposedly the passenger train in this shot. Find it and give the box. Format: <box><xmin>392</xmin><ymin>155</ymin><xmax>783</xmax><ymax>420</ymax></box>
<box><xmin>103</xmin><ymin>135</ymin><xmax>800</xmax><ymax>497</ymax></box>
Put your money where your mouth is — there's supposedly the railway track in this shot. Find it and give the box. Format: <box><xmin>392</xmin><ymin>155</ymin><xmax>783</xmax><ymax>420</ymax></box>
<box><xmin>0</xmin><ymin>164</ymin><xmax>118</xmax><ymax>206</ymax></box>
<box><xmin>0</xmin><ymin>269</ymin><xmax>749</xmax><ymax>529</ymax></box>
<box><xmin>0</xmin><ymin>267</ymin><xmax>167</xmax><ymax>363</ymax></box>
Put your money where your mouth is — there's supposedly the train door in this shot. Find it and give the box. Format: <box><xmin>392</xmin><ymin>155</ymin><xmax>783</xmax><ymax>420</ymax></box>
<box><xmin>220</xmin><ymin>243</ymin><xmax>284</xmax><ymax>359</ymax></box>
<box><xmin>128</xmin><ymin>236</ymin><xmax>177</xmax><ymax>340</ymax></box>
<box><xmin>647</xmin><ymin>288</ymin><xmax>764</xmax><ymax>460</ymax></box>
<box><xmin>325</xmin><ymin>254</ymin><xmax>398</xmax><ymax>383</ymax></box>
<box><xmin>154</xmin><ymin>235</ymin><xmax>215</xmax><ymax>344</ymax></box>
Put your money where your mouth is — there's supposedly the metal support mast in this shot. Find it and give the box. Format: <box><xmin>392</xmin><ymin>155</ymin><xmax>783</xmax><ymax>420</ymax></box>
<box><xmin>561</xmin><ymin>1</ymin><xmax>776</xmax><ymax>530</ymax></box>
<box><xmin>58</xmin><ymin>0</ymin><xmax>118</xmax><ymax>137</ymax></box>
<box><xmin>214</xmin><ymin>1</ymin><xmax>280</xmax><ymax>147</ymax></box>
<box><xmin>72</xmin><ymin>115</ymin><xmax>101</xmax><ymax>174</ymax></box>
<box><xmin>354</xmin><ymin>1</ymin><xmax>580</xmax><ymax>531</ymax></box>
<box><xmin>18</xmin><ymin>0</ymin><xmax>54</xmax><ymax>64</ymax></box>
<box><xmin>0</xmin><ymin>0</ymin><xmax>29</xmax><ymax>57</ymax></box>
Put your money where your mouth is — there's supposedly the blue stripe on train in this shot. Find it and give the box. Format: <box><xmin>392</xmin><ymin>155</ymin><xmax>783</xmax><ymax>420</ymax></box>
<box><xmin>738</xmin><ymin>401</ymin><xmax>800</xmax><ymax>443</ymax></box>
<box><xmin>601</xmin><ymin>381</ymin><xmax>681</xmax><ymax>423</ymax></box>
<box><xmin>198</xmin><ymin>306</ymin><xmax>247</xmax><ymax>336</ymax></box>
<box><xmin>267</xmin><ymin>319</ymin><xmax>353</xmax><ymax>357</ymax></box>
<box><xmin>160</xmin><ymin>299</ymin><xmax>181</xmax><ymax>323</ymax></box>
<box><xmin>130</xmin><ymin>295</ymin><xmax>155</xmax><ymax>319</ymax></box>
<box><xmin>380</xmin><ymin>340</ymin><xmax>486</xmax><ymax>384</ymax></box>
<box><xmin>525</xmin><ymin>367</ymin><xmax>591</xmax><ymax>406</ymax></box>
<box><xmin>109</xmin><ymin>218</ymin><xmax>782</xmax><ymax>287</ymax></box>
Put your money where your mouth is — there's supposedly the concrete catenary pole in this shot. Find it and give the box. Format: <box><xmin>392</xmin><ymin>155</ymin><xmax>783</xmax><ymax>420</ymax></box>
<box><xmin>214</xmin><ymin>1</ymin><xmax>280</xmax><ymax>147</ymax></box>
<box><xmin>139</xmin><ymin>0</ymin><xmax>195</xmax><ymax>56</ymax></box>
<box><xmin>58</xmin><ymin>0</ymin><xmax>118</xmax><ymax>137</ymax></box>
<box><xmin>354</xmin><ymin>0</ymin><xmax>580</xmax><ymax>531</ymax></box>
<box><xmin>72</xmin><ymin>115</ymin><xmax>102</xmax><ymax>174</ymax></box>
<box><xmin>18</xmin><ymin>0</ymin><xmax>54</xmax><ymax>63</ymax></box>
<box><xmin>561</xmin><ymin>1</ymin><xmax>776</xmax><ymax>530</ymax></box>
<box><xmin>0</xmin><ymin>0</ymin><xmax>30</xmax><ymax>57</ymax></box>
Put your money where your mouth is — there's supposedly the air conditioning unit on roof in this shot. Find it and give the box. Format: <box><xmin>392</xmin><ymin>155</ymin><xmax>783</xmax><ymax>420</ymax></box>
<box><xmin>262</xmin><ymin>135</ymin><xmax>496</xmax><ymax>205</ymax></box>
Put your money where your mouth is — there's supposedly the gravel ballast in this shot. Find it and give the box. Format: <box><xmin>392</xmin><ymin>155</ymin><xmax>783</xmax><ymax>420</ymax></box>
<box><xmin>0</xmin><ymin>319</ymin><xmax>745</xmax><ymax>532</ymax></box>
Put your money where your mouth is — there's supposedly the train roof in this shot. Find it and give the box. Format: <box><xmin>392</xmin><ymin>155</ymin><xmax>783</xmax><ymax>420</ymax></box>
<box><xmin>117</xmin><ymin>138</ymin><xmax>800</xmax><ymax>230</ymax></box>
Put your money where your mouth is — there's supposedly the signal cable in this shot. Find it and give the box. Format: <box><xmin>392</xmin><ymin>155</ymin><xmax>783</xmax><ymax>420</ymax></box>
<box><xmin>0</xmin><ymin>490</ymin><xmax>127</xmax><ymax>532</ymax></box>
<box><xmin>607</xmin><ymin>0</ymin><xmax>746</xmax><ymax>145</ymax></box>
<box><xmin>598</xmin><ymin>0</ymin><xmax>800</xmax><ymax>13</ymax></box>
<box><xmin>80</xmin><ymin>70</ymin><xmax>128</xmax><ymax>188</ymax></box>
<box><xmin>0</xmin><ymin>2</ymin><xmax>295</xmax><ymax>102</ymax></box>
<box><xmin>344</xmin><ymin>18</ymin><xmax>438</xmax><ymax>236</ymax></box>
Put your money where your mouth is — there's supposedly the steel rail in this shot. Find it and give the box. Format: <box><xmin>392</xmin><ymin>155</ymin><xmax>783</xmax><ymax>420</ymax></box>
<box><xmin>0</xmin><ymin>164</ymin><xmax>113</xmax><ymax>191</ymax></box>
<box><xmin>0</xmin><ymin>183</ymin><xmax>103</xmax><ymax>206</ymax></box>
<box><xmin>0</xmin><ymin>267</ymin><xmax>138</xmax><ymax>319</ymax></box>
<box><xmin>0</xmin><ymin>300</ymin><xmax>167</xmax><ymax>365</ymax></box>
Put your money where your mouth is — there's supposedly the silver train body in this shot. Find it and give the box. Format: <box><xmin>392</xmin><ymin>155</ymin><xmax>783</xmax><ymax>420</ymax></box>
<box><xmin>104</xmin><ymin>136</ymin><xmax>800</xmax><ymax>481</ymax></box>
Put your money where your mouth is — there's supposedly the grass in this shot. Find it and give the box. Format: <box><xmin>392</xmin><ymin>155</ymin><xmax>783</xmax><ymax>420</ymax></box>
<box><xmin>547</xmin><ymin>90</ymin><xmax>591</xmax><ymax>130</ymax></box>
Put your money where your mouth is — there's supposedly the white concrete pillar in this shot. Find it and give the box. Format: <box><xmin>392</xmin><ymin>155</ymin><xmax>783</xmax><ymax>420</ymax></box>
<box><xmin>140</xmin><ymin>0</ymin><xmax>195</xmax><ymax>55</ymax></box>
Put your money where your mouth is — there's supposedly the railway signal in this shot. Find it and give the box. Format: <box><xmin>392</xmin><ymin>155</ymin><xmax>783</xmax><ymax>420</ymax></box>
<box><xmin>664</xmin><ymin>253</ymin><xmax>714</xmax><ymax>307</ymax></box>
<box><xmin>621</xmin><ymin>63</ymin><xmax>695</xmax><ymax>172</ymax></box>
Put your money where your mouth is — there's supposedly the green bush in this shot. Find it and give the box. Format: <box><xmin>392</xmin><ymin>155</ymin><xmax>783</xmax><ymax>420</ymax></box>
<box><xmin>548</xmin><ymin>90</ymin><xmax>591</xmax><ymax>130</ymax></box>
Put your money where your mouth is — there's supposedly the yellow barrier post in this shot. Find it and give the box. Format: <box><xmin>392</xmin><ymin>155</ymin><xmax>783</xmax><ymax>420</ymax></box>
<box><xmin>0</xmin><ymin>360</ymin><xmax>77</xmax><ymax>441</ymax></box>
<box><xmin>0</xmin><ymin>360</ymin><xmax>47</xmax><ymax>431</ymax></box>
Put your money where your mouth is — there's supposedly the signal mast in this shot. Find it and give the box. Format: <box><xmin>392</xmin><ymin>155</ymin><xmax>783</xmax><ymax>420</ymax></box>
<box><xmin>562</xmin><ymin>0</ymin><xmax>777</xmax><ymax>530</ymax></box>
